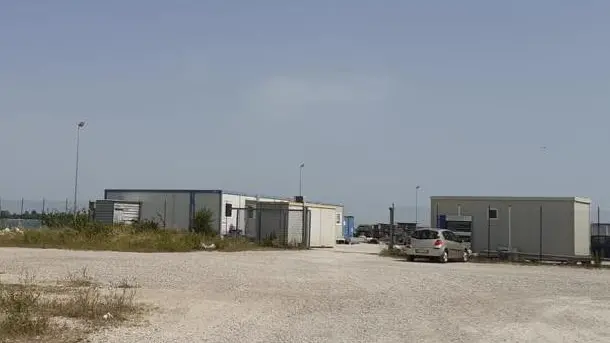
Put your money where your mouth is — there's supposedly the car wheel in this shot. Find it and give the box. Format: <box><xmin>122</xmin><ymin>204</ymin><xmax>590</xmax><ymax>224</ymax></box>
<box><xmin>439</xmin><ymin>250</ymin><xmax>448</xmax><ymax>263</ymax></box>
<box><xmin>462</xmin><ymin>250</ymin><xmax>469</xmax><ymax>262</ymax></box>
<box><xmin>406</xmin><ymin>255</ymin><xmax>415</xmax><ymax>262</ymax></box>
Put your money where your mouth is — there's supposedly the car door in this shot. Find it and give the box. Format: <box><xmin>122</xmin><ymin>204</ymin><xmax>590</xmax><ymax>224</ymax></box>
<box><xmin>442</xmin><ymin>231</ymin><xmax>459</xmax><ymax>259</ymax></box>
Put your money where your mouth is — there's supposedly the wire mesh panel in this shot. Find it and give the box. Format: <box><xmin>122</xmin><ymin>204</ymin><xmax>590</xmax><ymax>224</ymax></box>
<box><xmin>230</xmin><ymin>207</ymin><xmax>305</xmax><ymax>246</ymax></box>
<box><xmin>0</xmin><ymin>218</ymin><xmax>43</xmax><ymax>229</ymax></box>
<box><xmin>0</xmin><ymin>198</ymin><xmax>86</xmax><ymax>216</ymax></box>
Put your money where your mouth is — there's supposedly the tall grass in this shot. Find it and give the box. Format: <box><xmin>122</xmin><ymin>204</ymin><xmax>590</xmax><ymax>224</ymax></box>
<box><xmin>0</xmin><ymin>209</ymin><xmax>307</xmax><ymax>253</ymax></box>
<box><xmin>0</xmin><ymin>227</ymin><xmax>206</xmax><ymax>252</ymax></box>
<box><xmin>0</xmin><ymin>274</ymin><xmax>50</xmax><ymax>337</ymax></box>
<box><xmin>0</xmin><ymin>227</ymin><xmax>305</xmax><ymax>252</ymax></box>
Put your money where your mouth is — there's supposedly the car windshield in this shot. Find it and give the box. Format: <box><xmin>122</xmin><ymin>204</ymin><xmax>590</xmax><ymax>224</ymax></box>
<box><xmin>411</xmin><ymin>230</ymin><xmax>440</xmax><ymax>240</ymax></box>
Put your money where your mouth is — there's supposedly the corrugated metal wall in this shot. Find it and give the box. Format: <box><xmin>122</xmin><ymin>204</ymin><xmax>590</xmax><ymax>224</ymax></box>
<box><xmin>94</xmin><ymin>200</ymin><xmax>115</xmax><ymax>224</ymax></box>
<box><xmin>113</xmin><ymin>202</ymin><xmax>141</xmax><ymax>224</ymax></box>
<box><xmin>105</xmin><ymin>190</ymin><xmax>196</xmax><ymax>230</ymax></box>
<box><xmin>94</xmin><ymin>200</ymin><xmax>141</xmax><ymax>225</ymax></box>
<box><xmin>287</xmin><ymin>205</ymin><xmax>304</xmax><ymax>245</ymax></box>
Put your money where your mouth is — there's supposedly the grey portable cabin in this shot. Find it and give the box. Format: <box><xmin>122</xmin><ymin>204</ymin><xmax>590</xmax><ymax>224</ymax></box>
<box><xmin>430</xmin><ymin>196</ymin><xmax>591</xmax><ymax>257</ymax></box>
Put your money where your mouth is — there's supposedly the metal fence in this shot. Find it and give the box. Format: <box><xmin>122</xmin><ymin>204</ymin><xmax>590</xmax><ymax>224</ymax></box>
<box><xmin>592</xmin><ymin>206</ymin><xmax>610</xmax><ymax>258</ymax></box>
<box><xmin>227</xmin><ymin>207</ymin><xmax>307</xmax><ymax>246</ymax></box>
<box><xmin>0</xmin><ymin>198</ymin><xmax>90</xmax><ymax>216</ymax></box>
<box><xmin>382</xmin><ymin>202</ymin><xmax>610</xmax><ymax>258</ymax></box>
<box><xmin>0</xmin><ymin>219</ymin><xmax>43</xmax><ymax>229</ymax></box>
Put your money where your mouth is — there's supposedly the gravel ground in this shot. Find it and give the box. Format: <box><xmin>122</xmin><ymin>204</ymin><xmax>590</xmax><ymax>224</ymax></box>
<box><xmin>2</xmin><ymin>245</ymin><xmax>610</xmax><ymax>343</ymax></box>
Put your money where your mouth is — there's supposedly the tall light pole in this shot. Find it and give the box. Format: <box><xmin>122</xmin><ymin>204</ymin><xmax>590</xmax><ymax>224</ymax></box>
<box><xmin>73</xmin><ymin>121</ymin><xmax>86</xmax><ymax>217</ymax></box>
<box><xmin>299</xmin><ymin>163</ymin><xmax>305</xmax><ymax>196</ymax></box>
<box><xmin>415</xmin><ymin>185</ymin><xmax>421</xmax><ymax>227</ymax></box>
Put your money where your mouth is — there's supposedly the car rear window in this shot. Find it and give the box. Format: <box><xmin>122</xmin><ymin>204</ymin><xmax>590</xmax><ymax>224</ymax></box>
<box><xmin>411</xmin><ymin>230</ymin><xmax>440</xmax><ymax>240</ymax></box>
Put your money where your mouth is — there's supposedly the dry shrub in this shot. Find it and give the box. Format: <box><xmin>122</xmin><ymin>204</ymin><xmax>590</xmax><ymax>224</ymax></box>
<box><xmin>61</xmin><ymin>267</ymin><xmax>95</xmax><ymax>288</ymax></box>
<box><xmin>47</xmin><ymin>285</ymin><xmax>138</xmax><ymax>321</ymax></box>
<box><xmin>0</xmin><ymin>269</ymin><xmax>144</xmax><ymax>342</ymax></box>
<box><xmin>0</xmin><ymin>274</ymin><xmax>50</xmax><ymax>338</ymax></box>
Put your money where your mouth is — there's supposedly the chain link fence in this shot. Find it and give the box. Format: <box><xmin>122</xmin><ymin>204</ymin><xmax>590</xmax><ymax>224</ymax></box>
<box><xmin>0</xmin><ymin>198</ymin><xmax>90</xmax><ymax>216</ymax></box>
<box><xmin>0</xmin><ymin>198</ymin><xmax>90</xmax><ymax>229</ymax></box>
<box><xmin>592</xmin><ymin>206</ymin><xmax>610</xmax><ymax>259</ymax></box>
<box><xmin>228</xmin><ymin>207</ymin><xmax>306</xmax><ymax>246</ymax></box>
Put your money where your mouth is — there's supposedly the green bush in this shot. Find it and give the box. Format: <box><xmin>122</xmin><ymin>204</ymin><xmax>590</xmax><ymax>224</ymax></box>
<box><xmin>41</xmin><ymin>211</ymin><xmax>89</xmax><ymax>229</ymax></box>
<box><xmin>192</xmin><ymin>208</ymin><xmax>215</xmax><ymax>236</ymax></box>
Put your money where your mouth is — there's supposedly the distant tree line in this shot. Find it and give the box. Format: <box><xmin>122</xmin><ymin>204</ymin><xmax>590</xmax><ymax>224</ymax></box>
<box><xmin>0</xmin><ymin>210</ymin><xmax>50</xmax><ymax>220</ymax></box>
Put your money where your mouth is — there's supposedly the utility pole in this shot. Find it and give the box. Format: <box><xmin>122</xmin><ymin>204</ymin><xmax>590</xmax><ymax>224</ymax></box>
<box><xmin>73</xmin><ymin>121</ymin><xmax>86</xmax><ymax>218</ymax></box>
<box><xmin>299</xmin><ymin>163</ymin><xmax>305</xmax><ymax>197</ymax></box>
<box><xmin>389</xmin><ymin>203</ymin><xmax>395</xmax><ymax>249</ymax></box>
<box><xmin>487</xmin><ymin>205</ymin><xmax>491</xmax><ymax>258</ymax></box>
<box><xmin>539</xmin><ymin>205</ymin><xmax>543</xmax><ymax>261</ymax></box>
<box><xmin>415</xmin><ymin>185</ymin><xmax>421</xmax><ymax>226</ymax></box>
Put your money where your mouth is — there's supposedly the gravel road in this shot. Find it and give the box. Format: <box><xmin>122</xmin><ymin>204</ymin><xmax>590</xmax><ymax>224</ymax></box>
<box><xmin>2</xmin><ymin>245</ymin><xmax>610</xmax><ymax>343</ymax></box>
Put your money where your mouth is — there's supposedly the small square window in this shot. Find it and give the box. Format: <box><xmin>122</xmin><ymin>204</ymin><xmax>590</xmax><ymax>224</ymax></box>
<box><xmin>488</xmin><ymin>208</ymin><xmax>498</xmax><ymax>220</ymax></box>
<box><xmin>335</xmin><ymin>214</ymin><xmax>342</xmax><ymax>224</ymax></box>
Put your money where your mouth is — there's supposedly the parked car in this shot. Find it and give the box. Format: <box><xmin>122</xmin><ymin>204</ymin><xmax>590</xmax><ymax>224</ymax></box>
<box><xmin>405</xmin><ymin>228</ymin><xmax>471</xmax><ymax>263</ymax></box>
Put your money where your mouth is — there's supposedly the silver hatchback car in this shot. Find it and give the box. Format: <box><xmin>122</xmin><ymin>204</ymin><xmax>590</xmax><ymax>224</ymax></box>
<box><xmin>405</xmin><ymin>228</ymin><xmax>470</xmax><ymax>263</ymax></box>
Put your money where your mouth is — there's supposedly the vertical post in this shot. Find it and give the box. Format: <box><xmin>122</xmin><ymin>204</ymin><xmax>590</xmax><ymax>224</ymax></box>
<box><xmin>598</xmin><ymin>206</ymin><xmax>602</xmax><ymax>259</ymax></box>
<box><xmin>435</xmin><ymin>203</ymin><xmax>439</xmax><ymax>227</ymax></box>
<box><xmin>508</xmin><ymin>205</ymin><xmax>512</xmax><ymax>252</ymax></box>
<box><xmin>73</xmin><ymin>121</ymin><xmax>86</xmax><ymax>218</ymax></box>
<box><xmin>487</xmin><ymin>205</ymin><xmax>491</xmax><ymax>258</ymax></box>
<box><xmin>65</xmin><ymin>198</ymin><xmax>68</xmax><ymax>213</ymax></box>
<box><xmin>0</xmin><ymin>197</ymin><xmax>2</xmax><ymax>217</ymax></box>
<box><xmin>256</xmin><ymin>196</ymin><xmax>262</xmax><ymax>243</ymax></box>
<box><xmin>299</xmin><ymin>163</ymin><xmax>305</xmax><ymax>197</ymax></box>
<box><xmin>163</xmin><ymin>196</ymin><xmax>167</xmax><ymax>228</ymax></box>
<box><xmin>415</xmin><ymin>186</ymin><xmax>420</xmax><ymax>226</ymax></box>
<box><xmin>539</xmin><ymin>205</ymin><xmax>543</xmax><ymax>261</ymax></box>
<box><xmin>301</xmin><ymin>195</ymin><xmax>309</xmax><ymax>249</ymax></box>
<box><xmin>171</xmin><ymin>194</ymin><xmax>176</xmax><ymax>230</ymax></box>
<box><xmin>20</xmin><ymin>198</ymin><xmax>24</xmax><ymax>216</ymax></box>
<box><xmin>598</xmin><ymin>205</ymin><xmax>601</xmax><ymax>233</ymax></box>
<box><xmin>236</xmin><ymin>208</ymin><xmax>241</xmax><ymax>235</ymax></box>
<box><xmin>74</xmin><ymin>126</ymin><xmax>80</xmax><ymax>216</ymax></box>
<box><xmin>42</xmin><ymin>198</ymin><xmax>46</xmax><ymax>214</ymax></box>
<box><xmin>389</xmin><ymin>203</ymin><xmax>395</xmax><ymax>249</ymax></box>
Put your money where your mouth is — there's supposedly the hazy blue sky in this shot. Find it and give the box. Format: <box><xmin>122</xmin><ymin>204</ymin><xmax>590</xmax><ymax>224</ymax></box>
<box><xmin>1</xmin><ymin>1</ymin><xmax>609</xmax><ymax>223</ymax></box>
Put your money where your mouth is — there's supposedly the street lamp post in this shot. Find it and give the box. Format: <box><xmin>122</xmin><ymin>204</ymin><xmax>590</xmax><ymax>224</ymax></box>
<box><xmin>73</xmin><ymin>121</ymin><xmax>86</xmax><ymax>217</ymax></box>
<box><xmin>299</xmin><ymin>163</ymin><xmax>305</xmax><ymax>196</ymax></box>
<box><xmin>415</xmin><ymin>185</ymin><xmax>421</xmax><ymax>227</ymax></box>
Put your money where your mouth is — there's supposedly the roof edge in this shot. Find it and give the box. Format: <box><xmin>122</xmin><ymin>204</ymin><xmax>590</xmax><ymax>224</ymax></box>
<box><xmin>222</xmin><ymin>190</ymin><xmax>343</xmax><ymax>207</ymax></box>
<box><xmin>105</xmin><ymin>189</ymin><xmax>222</xmax><ymax>194</ymax></box>
<box><xmin>104</xmin><ymin>189</ymin><xmax>343</xmax><ymax>207</ymax></box>
<box><xmin>430</xmin><ymin>196</ymin><xmax>592</xmax><ymax>204</ymax></box>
